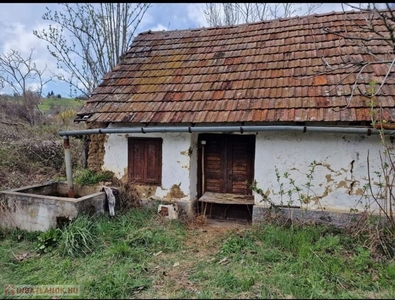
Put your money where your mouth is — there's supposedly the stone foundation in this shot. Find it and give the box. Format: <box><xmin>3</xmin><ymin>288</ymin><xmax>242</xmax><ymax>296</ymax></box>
<box><xmin>252</xmin><ymin>205</ymin><xmax>363</xmax><ymax>228</ymax></box>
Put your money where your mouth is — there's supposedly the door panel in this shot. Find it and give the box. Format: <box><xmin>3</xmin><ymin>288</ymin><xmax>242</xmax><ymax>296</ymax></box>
<box><xmin>202</xmin><ymin>134</ymin><xmax>255</xmax><ymax>195</ymax></box>
<box><xmin>229</xmin><ymin>137</ymin><xmax>254</xmax><ymax>194</ymax></box>
<box><xmin>204</xmin><ymin>137</ymin><xmax>224</xmax><ymax>193</ymax></box>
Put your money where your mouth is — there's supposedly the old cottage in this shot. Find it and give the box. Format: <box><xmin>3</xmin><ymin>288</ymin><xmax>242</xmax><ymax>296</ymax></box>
<box><xmin>64</xmin><ymin>9</ymin><xmax>395</xmax><ymax>224</ymax></box>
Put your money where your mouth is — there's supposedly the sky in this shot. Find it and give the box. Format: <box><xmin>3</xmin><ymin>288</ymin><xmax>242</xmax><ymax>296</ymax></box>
<box><xmin>0</xmin><ymin>3</ymin><xmax>357</xmax><ymax>98</ymax></box>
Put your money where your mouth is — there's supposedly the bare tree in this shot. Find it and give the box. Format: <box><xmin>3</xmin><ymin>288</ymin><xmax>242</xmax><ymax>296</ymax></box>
<box><xmin>203</xmin><ymin>3</ymin><xmax>322</xmax><ymax>27</ymax></box>
<box><xmin>315</xmin><ymin>3</ymin><xmax>395</xmax><ymax>232</ymax></box>
<box><xmin>0</xmin><ymin>49</ymin><xmax>52</xmax><ymax>126</ymax></box>
<box><xmin>33</xmin><ymin>3</ymin><xmax>151</xmax><ymax>98</ymax></box>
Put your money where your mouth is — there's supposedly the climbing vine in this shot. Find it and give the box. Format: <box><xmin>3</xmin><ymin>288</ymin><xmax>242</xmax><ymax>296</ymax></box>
<box><xmin>250</xmin><ymin>160</ymin><xmax>318</xmax><ymax>210</ymax></box>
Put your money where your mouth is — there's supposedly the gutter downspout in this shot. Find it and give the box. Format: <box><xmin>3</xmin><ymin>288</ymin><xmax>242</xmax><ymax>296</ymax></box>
<box><xmin>59</xmin><ymin>124</ymin><xmax>390</xmax><ymax>197</ymax></box>
<box><xmin>59</xmin><ymin>125</ymin><xmax>384</xmax><ymax>137</ymax></box>
<box><xmin>63</xmin><ymin>136</ymin><xmax>74</xmax><ymax>198</ymax></box>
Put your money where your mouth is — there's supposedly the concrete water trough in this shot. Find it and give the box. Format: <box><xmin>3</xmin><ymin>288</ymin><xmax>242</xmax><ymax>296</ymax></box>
<box><xmin>0</xmin><ymin>181</ymin><xmax>106</xmax><ymax>232</ymax></box>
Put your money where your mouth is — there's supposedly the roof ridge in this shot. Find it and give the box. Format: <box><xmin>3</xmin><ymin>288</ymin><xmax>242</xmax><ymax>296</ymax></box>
<box><xmin>137</xmin><ymin>8</ymin><xmax>378</xmax><ymax>36</ymax></box>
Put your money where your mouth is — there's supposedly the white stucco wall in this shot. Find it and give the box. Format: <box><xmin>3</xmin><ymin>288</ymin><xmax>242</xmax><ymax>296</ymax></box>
<box><xmin>101</xmin><ymin>124</ymin><xmax>389</xmax><ymax>215</ymax></box>
<box><xmin>102</xmin><ymin>125</ymin><xmax>198</xmax><ymax>201</ymax></box>
<box><xmin>254</xmin><ymin>131</ymin><xmax>386</xmax><ymax>214</ymax></box>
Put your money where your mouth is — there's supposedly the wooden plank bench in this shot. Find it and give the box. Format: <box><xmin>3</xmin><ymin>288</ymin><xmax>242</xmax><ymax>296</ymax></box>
<box><xmin>198</xmin><ymin>192</ymin><xmax>254</xmax><ymax>218</ymax></box>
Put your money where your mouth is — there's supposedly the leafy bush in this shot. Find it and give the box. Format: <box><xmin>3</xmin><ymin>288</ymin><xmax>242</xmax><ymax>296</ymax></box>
<box><xmin>36</xmin><ymin>228</ymin><xmax>61</xmax><ymax>254</ymax></box>
<box><xmin>74</xmin><ymin>169</ymin><xmax>114</xmax><ymax>186</ymax></box>
<box><xmin>55</xmin><ymin>109</ymin><xmax>77</xmax><ymax>126</ymax></box>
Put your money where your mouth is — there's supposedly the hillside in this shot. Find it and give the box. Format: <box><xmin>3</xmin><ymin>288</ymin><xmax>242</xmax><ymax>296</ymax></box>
<box><xmin>38</xmin><ymin>97</ymin><xmax>84</xmax><ymax>116</ymax></box>
<box><xmin>0</xmin><ymin>96</ymin><xmax>86</xmax><ymax>191</ymax></box>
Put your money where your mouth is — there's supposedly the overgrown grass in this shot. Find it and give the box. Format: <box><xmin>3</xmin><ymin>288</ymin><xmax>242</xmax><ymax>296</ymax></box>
<box><xmin>58</xmin><ymin>215</ymin><xmax>96</xmax><ymax>257</ymax></box>
<box><xmin>188</xmin><ymin>224</ymin><xmax>395</xmax><ymax>299</ymax></box>
<box><xmin>1</xmin><ymin>208</ymin><xmax>395</xmax><ymax>299</ymax></box>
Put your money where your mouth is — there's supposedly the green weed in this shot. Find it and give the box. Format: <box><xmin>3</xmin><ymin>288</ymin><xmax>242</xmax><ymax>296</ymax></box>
<box><xmin>73</xmin><ymin>169</ymin><xmax>114</xmax><ymax>186</ymax></box>
<box><xmin>220</xmin><ymin>231</ymin><xmax>256</xmax><ymax>256</ymax></box>
<box><xmin>36</xmin><ymin>228</ymin><xmax>61</xmax><ymax>254</ymax></box>
<box><xmin>58</xmin><ymin>215</ymin><xmax>96</xmax><ymax>257</ymax></box>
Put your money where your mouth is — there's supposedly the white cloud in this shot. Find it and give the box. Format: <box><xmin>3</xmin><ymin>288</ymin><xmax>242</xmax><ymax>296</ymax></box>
<box><xmin>27</xmin><ymin>82</ymin><xmax>42</xmax><ymax>93</ymax></box>
<box><xmin>1</xmin><ymin>23</ymin><xmax>35</xmax><ymax>54</ymax></box>
<box><xmin>314</xmin><ymin>3</ymin><xmax>352</xmax><ymax>14</ymax></box>
<box><xmin>150</xmin><ymin>24</ymin><xmax>168</xmax><ymax>32</ymax></box>
<box><xmin>0</xmin><ymin>20</ymin><xmax>66</xmax><ymax>95</ymax></box>
<box><xmin>184</xmin><ymin>3</ymin><xmax>360</xmax><ymax>28</ymax></box>
<box><xmin>186</xmin><ymin>3</ymin><xmax>207</xmax><ymax>27</ymax></box>
<box><xmin>137</xmin><ymin>4</ymin><xmax>155</xmax><ymax>32</ymax></box>
<box><xmin>1</xmin><ymin>22</ymin><xmax>53</xmax><ymax>60</ymax></box>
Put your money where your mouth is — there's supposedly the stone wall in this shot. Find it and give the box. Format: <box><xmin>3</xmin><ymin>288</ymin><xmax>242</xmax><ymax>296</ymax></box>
<box><xmin>86</xmin><ymin>123</ymin><xmax>108</xmax><ymax>172</ymax></box>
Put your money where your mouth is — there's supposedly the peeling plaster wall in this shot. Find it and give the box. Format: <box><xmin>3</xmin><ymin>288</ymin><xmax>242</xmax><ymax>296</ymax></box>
<box><xmin>254</xmin><ymin>131</ymin><xmax>384</xmax><ymax>214</ymax></box>
<box><xmin>101</xmin><ymin>133</ymin><xmax>128</xmax><ymax>179</ymax></box>
<box><xmin>101</xmin><ymin>126</ymin><xmax>387</xmax><ymax>214</ymax></box>
<box><xmin>102</xmin><ymin>124</ymin><xmax>198</xmax><ymax>201</ymax></box>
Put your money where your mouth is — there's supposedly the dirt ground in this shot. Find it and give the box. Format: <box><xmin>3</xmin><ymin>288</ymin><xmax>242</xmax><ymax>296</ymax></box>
<box><xmin>183</xmin><ymin>216</ymin><xmax>251</xmax><ymax>252</ymax></box>
<box><xmin>137</xmin><ymin>216</ymin><xmax>252</xmax><ymax>298</ymax></box>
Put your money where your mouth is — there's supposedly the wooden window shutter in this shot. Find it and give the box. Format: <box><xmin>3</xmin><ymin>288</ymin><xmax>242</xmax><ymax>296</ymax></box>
<box><xmin>128</xmin><ymin>138</ymin><xmax>162</xmax><ymax>185</ymax></box>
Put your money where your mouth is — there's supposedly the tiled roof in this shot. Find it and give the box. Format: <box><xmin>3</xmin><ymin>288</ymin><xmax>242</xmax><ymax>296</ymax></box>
<box><xmin>77</xmin><ymin>9</ymin><xmax>395</xmax><ymax>125</ymax></box>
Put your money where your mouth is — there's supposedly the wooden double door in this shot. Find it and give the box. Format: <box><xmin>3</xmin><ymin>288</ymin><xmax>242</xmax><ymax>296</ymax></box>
<box><xmin>199</xmin><ymin>134</ymin><xmax>255</xmax><ymax>196</ymax></box>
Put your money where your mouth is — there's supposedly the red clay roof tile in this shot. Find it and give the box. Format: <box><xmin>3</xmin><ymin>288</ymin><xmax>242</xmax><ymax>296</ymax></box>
<box><xmin>79</xmin><ymin>9</ymin><xmax>395</xmax><ymax>125</ymax></box>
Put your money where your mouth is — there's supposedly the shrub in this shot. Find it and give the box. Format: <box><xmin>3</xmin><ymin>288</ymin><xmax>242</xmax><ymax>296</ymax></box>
<box><xmin>74</xmin><ymin>169</ymin><xmax>114</xmax><ymax>186</ymax></box>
